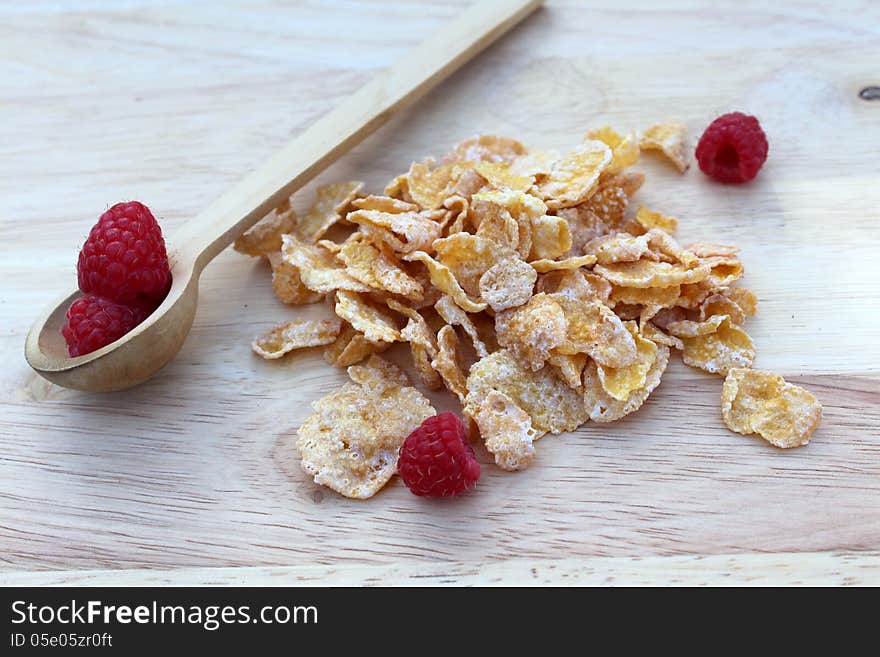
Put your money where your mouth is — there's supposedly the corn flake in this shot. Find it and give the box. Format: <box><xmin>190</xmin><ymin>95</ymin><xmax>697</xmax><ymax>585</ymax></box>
<box><xmin>721</xmin><ymin>368</ymin><xmax>822</xmax><ymax>449</ymax></box>
<box><xmin>681</xmin><ymin>316</ymin><xmax>756</xmax><ymax>375</ymax></box>
<box><xmin>296</xmin><ymin>181</ymin><xmax>363</xmax><ymax>243</ymax></box>
<box><xmin>530</xmin><ymin>254</ymin><xmax>597</xmax><ymax>273</ymax></box>
<box><xmin>594</xmin><ymin>259</ymin><xmax>710</xmax><ymax>288</ymax></box>
<box><xmin>473</xmin><ymin>390</ymin><xmax>542</xmax><ymax>471</ymax></box>
<box><xmin>641</xmin><ymin>121</ymin><xmax>689</xmax><ymax>172</ymax></box>
<box><xmin>252</xmin><ymin>318</ymin><xmax>341</xmax><ymax>359</ymax></box>
<box><xmin>352</xmin><ymin>195</ymin><xmax>419</xmax><ymax>214</ymax></box>
<box><xmin>636</xmin><ymin>205</ymin><xmax>678</xmax><ymax>234</ymax></box>
<box><xmin>405</xmin><ymin>252</ymin><xmax>487</xmax><ymax>312</ymax></box>
<box><xmin>465</xmin><ymin>349</ymin><xmax>587</xmax><ymax>434</ymax></box>
<box><xmin>336</xmin><ymin>236</ymin><xmax>423</xmax><ymax>300</ymax></box>
<box><xmin>296</xmin><ymin>356</ymin><xmax>434</xmax><ymax>499</ymax></box>
<box><xmin>446</xmin><ymin>135</ymin><xmax>526</xmax><ymax>165</ymax></box>
<box><xmin>434</xmin><ymin>295</ymin><xmax>489</xmax><ymax>359</ymax></box>
<box><xmin>538</xmin><ymin>140</ymin><xmax>612</xmax><ymax>210</ymax></box>
<box><xmin>474</xmin><ymin>161</ymin><xmax>534</xmax><ymax>192</ymax></box>
<box><xmin>547</xmin><ymin>352</ymin><xmax>588</xmax><ymax>389</ymax></box>
<box><xmin>347</xmin><ymin>208</ymin><xmax>444</xmax><ymax>254</ymax></box>
<box><xmin>281</xmin><ymin>234</ymin><xmax>371</xmax><ymax>294</ymax></box>
<box><xmin>479</xmin><ymin>257</ymin><xmax>536</xmax><ymax>312</ymax></box>
<box><xmin>496</xmin><ymin>293</ymin><xmax>567</xmax><ymax>371</ymax></box>
<box><xmin>587</xmin><ymin>127</ymin><xmax>640</xmax><ymax>174</ymax></box>
<box><xmin>334</xmin><ymin>290</ymin><xmax>401</xmax><ymax>343</ymax></box>
<box><xmin>583</xmin><ymin>343</ymin><xmax>670</xmax><ymax>422</ymax></box>
<box><xmin>434</xmin><ymin>232</ymin><xmax>516</xmax><ymax>298</ymax></box>
<box><xmin>323</xmin><ymin>323</ymin><xmax>388</xmax><ymax>367</ymax></box>
<box><xmin>432</xmin><ymin>325</ymin><xmax>468</xmax><ymax>403</ymax></box>
<box><xmin>235</xmin><ymin>205</ymin><xmax>297</xmax><ymax>257</ymax></box>
<box><xmin>267</xmin><ymin>252</ymin><xmax>324</xmax><ymax>305</ymax></box>
<box><xmin>530</xmin><ymin>215</ymin><xmax>572</xmax><ymax>260</ymax></box>
<box><xmin>596</xmin><ymin>321</ymin><xmax>659</xmax><ymax>401</ymax></box>
<box><xmin>551</xmin><ymin>294</ymin><xmax>637</xmax><ymax>368</ymax></box>
<box><xmin>407</xmin><ymin>160</ymin><xmax>457</xmax><ymax>209</ymax></box>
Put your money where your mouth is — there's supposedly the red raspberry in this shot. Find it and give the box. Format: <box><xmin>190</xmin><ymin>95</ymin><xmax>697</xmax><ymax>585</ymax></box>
<box><xmin>695</xmin><ymin>112</ymin><xmax>768</xmax><ymax>183</ymax></box>
<box><xmin>61</xmin><ymin>294</ymin><xmax>157</xmax><ymax>357</ymax></box>
<box><xmin>77</xmin><ymin>201</ymin><xmax>171</xmax><ymax>303</ymax></box>
<box><xmin>398</xmin><ymin>412</ymin><xmax>480</xmax><ymax>497</ymax></box>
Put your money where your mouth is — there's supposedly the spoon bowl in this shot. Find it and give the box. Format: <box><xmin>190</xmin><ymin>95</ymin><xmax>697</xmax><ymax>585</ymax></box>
<box><xmin>23</xmin><ymin>0</ymin><xmax>543</xmax><ymax>392</ymax></box>
<box><xmin>26</xmin><ymin>261</ymin><xmax>200</xmax><ymax>392</ymax></box>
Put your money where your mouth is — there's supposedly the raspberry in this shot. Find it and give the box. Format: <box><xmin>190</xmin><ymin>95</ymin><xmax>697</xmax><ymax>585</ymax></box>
<box><xmin>77</xmin><ymin>201</ymin><xmax>171</xmax><ymax>303</ymax></box>
<box><xmin>61</xmin><ymin>294</ymin><xmax>158</xmax><ymax>357</ymax></box>
<box><xmin>695</xmin><ymin>112</ymin><xmax>768</xmax><ymax>184</ymax></box>
<box><xmin>398</xmin><ymin>412</ymin><xmax>481</xmax><ymax>497</ymax></box>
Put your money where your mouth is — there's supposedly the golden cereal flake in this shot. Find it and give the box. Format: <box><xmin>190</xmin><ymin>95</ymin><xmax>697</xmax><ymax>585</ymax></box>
<box><xmin>323</xmin><ymin>323</ymin><xmax>388</xmax><ymax>368</ymax></box>
<box><xmin>404</xmin><ymin>251</ymin><xmax>487</xmax><ymax>313</ymax></box>
<box><xmin>478</xmin><ymin>257</ymin><xmax>537</xmax><ymax>312</ymax></box>
<box><xmin>583</xmin><ymin>343</ymin><xmax>670</xmax><ymax>422</ymax></box>
<box><xmin>529</xmin><ymin>215</ymin><xmax>572</xmax><ymax>261</ymax></box>
<box><xmin>434</xmin><ymin>232</ymin><xmax>517</xmax><ymax>298</ymax></box>
<box><xmin>474</xmin><ymin>161</ymin><xmax>534</xmax><ymax>192</ymax></box>
<box><xmin>336</xmin><ymin>236</ymin><xmax>423</xmax><ymax>300</ymax></box>
<box><xmin>721</xmin><ymin>368</ymin><xmax>822</xmax><ymax>449</ymax></box>
<box><xmin>434</xmin><ymin>295</ymin><xmax>489</xmax><ymax>359</ymax></box>
<box><xmin>530</xmin><ymin>254</ymin><xmax>597</xmax><ymax>273</ymax></box>
<box><xmin>596</xmin><ymin>321</ymin><xmax>659</xmax><ymax>401</ymax></box>
<box><xmin>551</xmin><ymin>294</ymin><xmax>638</xmax><ymax>368</ymax></box>
<box><xmin>351</xmin><ymin>195</ymin><xmax>419</xmax><ymax>214</ymax></box>
<box><xmin>681</xmin><ymin>316</ymin><xmax>756</xmax><ymax>375</ymax></box>
<box><xmin>334</xmin><ymin>290</ymin><xmax>401</xmax><ymax>343</ymax></box>
<box><xmin>640</xmin><ymin>121</ymin><xmax>689</xmax><ymax>172</ymax></box>
<box><xmin>281</xmin><ymin>234</ymin><xmax>371</xmax><ymax>294</ymax></box>
<box><xmin>347</xmin><ymin>208</ymin><xmax>445</xmax><ymax>254</ymax></box>
<box><xmin>636</xmin><ymin>205</ymin><xmax>678</xmax><ymax>234</ymax></box>
<box><xmin>538</xmin><ymin>140</ymin><xmax>613</xmax><ymax>210</ymax></box>
<box><xmin>431</xmin><ymin>324</ymin><xmax>468</xmax><ymax>404</ymax></box>
<box><xmin>296</xmin><ymin>357</ymin><xmax>434</xmax><ymax>499</ymax></box>
<box><xmin>495</xmin><ymin>293</ymin><xmax>567</xmax><ymax>371</ymax></box>
<box><xmin>252</xmin><ymin>318</ymin><xmax>341</xmax><ymax>359</ymax></box>
<box><xmin>235</xmin><ymin>205</ymin><xmax>297</xmax><ymax>257</ymax></box>
<box><xmin>473</xmin><ymin>390</ymin><xmax>543</xmax><ymax>471</ymax></box>
<box><xmin>594</xmin><ymin>259</ymin><xmax>710</xmax><ymax>288</ymax></box>
<box><xmin>587</xmin><ymin>127</ymin><xmax>640</xmax><ymax>174</ymax></box>
<box><xmin>296</xmin><ymin>181</ymin><xmax>364</xmax><ymax>243</ymax></box>
<box><xmin>267</xmin><ymin>251</ymin><xmax>324</xmax><ymax>305</ymax></box>
<box><xmin>465</xmin><ymin>349</ymin><xmax>587</xmax><ymax>434</ymax></box>
<box><xmin>445</xmin><ymin>135</ymin><xmax>526</xmax><ymax>165</ymax></box>
<box><xmin>547</xmin><ymin>352</ymin><xmax>588</xmax><ymax>389</ymax></box>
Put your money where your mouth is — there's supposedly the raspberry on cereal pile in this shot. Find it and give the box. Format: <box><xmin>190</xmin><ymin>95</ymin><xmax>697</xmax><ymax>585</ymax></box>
<box><xmin>398</xmin><ymin>412</ymin><xmax>480</xmax><ymax>497</ymax></box>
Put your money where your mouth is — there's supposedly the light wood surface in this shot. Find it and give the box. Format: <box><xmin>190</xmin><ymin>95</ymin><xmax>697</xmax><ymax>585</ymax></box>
<box><xmin>1</xmin><ymin>0</ymin><xmax>879</xmax><ymax>585</ymax></box>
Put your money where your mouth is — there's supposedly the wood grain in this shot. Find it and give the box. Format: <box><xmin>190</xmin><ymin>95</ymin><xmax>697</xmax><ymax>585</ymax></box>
<box><xmin>1</xmin><ymin>0</ymin><xmax>879</xmax><ymax>582</ymax></box>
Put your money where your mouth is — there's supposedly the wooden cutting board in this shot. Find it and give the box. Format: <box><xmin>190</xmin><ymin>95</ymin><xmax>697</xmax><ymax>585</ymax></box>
<box><xmin>1</xmin><ymin>0</ymin><xmax>878</xmax><ymax>585</ymax></box>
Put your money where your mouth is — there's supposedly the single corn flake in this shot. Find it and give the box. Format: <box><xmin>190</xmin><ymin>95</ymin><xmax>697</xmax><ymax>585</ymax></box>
<box><xmin>252</xmin><ymin>317</ymin><xmax>341</xmax><ymax>359</ymax></box>
<box><xmin>551</xmin><ymin>294</ymin><xmax>637</xmax><ymax>368</ymax></box>
<box><xmin>473</xmin><ymin>390</ymin><xmax>542</xmax><ymax>471</ymax></box>
<box><xmin>431</xmin><ymin>324</ymin><xmax>468</xmax><ymax>403</ymax></box>
<box><xmin>405</xmin><ymin>251</ymin><xmax>487</xmax><ymax>312</ymax></box>
<box><xmin>610</xmin><ymin>283</ymin><xmax>680</xmax><ymax>309</ymax></box>
<box><xmin>267</xmin><ymin>252</ymin><xmax>324</xmax><ymax>305</ymax></box>
<box><xmin>334</xmin><ymin>290</ymin><xmax>401</xmax><ymax>343</ymax></box>
<box><xmin>641</xmin><ymin>121</ymin><xmax>689</xmax><ymax>172</ymax></box>
<box><xmin>594</xmin><ymin>259</ymin><xmax>710</xmax><ymax>288</ymax></box>
<box><xmin>721</xmin><ymin>368</ymin><xmax>822</xmax><ymax>449</ymax></box>
<box><xmin>407</xmin><ymin>160</ymin><xmax>457</xmax><ymax>210</ymax></box>
<box><xmin>538</xmin><ymin>140</ymin><xmax>613</xmax><ymax>210</ymax></box>
<box><xmin>336</xmin><ymin>236</ymin><xmax>423</xmax><ymax>300</ymax></box>
<box><xmin>465</xmin><ymin>349</ymin><xmax>587</xmax><ymax>434</ymax></box>
<box><xmin>434</xmin><ymin>294</ymin><xmax>489</xmax><ymax>359</ymax></box>
<box><xmin>474</xmin><ymin>208</ymin><xmax>519</xmax><ymax>251</ymax></box>
<box><xmin>596</xmin><ymin>321</ymin><xmax>659</xmax><ymax>401</ymax></box>
<box><xmin>446</xmin><ymin>135</ymin><xmax>526</xmax><ymax>165</ymax></box>
<box><xmin>347</xmin><ymin>208</ymin><xmax>444</xmax><ymax>254</ymax></box>
<box><xmin>530</xmin><ymin>215</ymin><xmax>572</xmax><ymax>261</ymax></box>
<box><xmin>587</xmin><ymin>232</ymin><xmax>652</xmax><ymax>265</ymax></box>
<box><xmin>296</xmin><ymin>356</ymin><xmax>434</xmax><ymax>499</ymax></box>
<box><xmin>666</xmin><ymin>313</ymin><xmax>729</xmax><ymax>338</ymax></box>
<box><xmin>387</xmin><ymin>299</ymin><xmax>441</xmax><ymax>390</ymax></box>
<box><xmin>508</xmin><ymin>150</ymin><xmax>559</xmax><ymax>179</ymax></box>
<box><xmin>530</xmin><ymin>254</ymin><xmax>597</xmax><ymax>273</ymax></box>
<box><xmin>724</xmin><ymin>287</ymin><xmax>758</xmax><ymax>316</ymax></box>
<box><xmin>700</xmin><ymin>292</ymin><xmax>747</xmax><ymax>326</ymax></box>
<box><xmin>281</xmin><ymin>234</ymin><xmax>370</xmax><ymax>294</ymax></box>
<box><xmin>296</xmin><ymin>181</ymin><xmax>363</xmax><ymax>243</ymax></box>
<box><xmin>479</xmin><ymin>257</ymin><xmax>537</xmax><ymax>312</ymax></box>
<box><xmin>640</xmin><ymin>320</ymin><xmax>684</xmax><ymax>351</ymax></box>
<box><xmin>636</xmin><ymin>205</ymin><xmax>678</xmax><ymax>234</ymax></box>
<box><xmin>474</xmin><ymin>161</ymin><xmax>534</xmax><ymax>192</ymax></box>
<box><xmin>235</xmin><ymin>205</ymin><xmax>297</xmax><ymax>257</ymax></box>
<box><xmin>686</xmin><ymin>242</ymin><xmax>740</xmax><ymax>258</ymax></box>
<box><xmin>583</xmin><ymin>343</ymin><xmax>670</xmax><ymax>422</ymax></box>
<box><xmin>547</xmin><ymin>351</ymin><xmax>588</xmax><ymax>389</ymax></box>
<box><xmin>434</xmin><ymin>232</ymin><xmax>516</xmax><ymax>298</ymax></box>
<box><xmin>681</xmin><ymin>316</ymin><xmax>756</xmax><ymax>375</ymax></box>
<box><xmin>587</xmin><ymin>127</ymin><xmax>640</xmax><ymax>174</ymax></box>
<box><xmin>539</xmin><ymin>269</ymin><xmax>611</xmax><ymax>304</ymax></box>
<box><xmin>701</xmin><ymin>255</ymin><xmax>744</xmax><ymax>288</ymax></box>
<box><xmin>383</xmin><ymin>173</ymin><xmax>412</xmax><ymax>202</ymax></box>
<box><xmin>351</xmin><ymin>195</ymin><xmax>419</xmax><ymax>214</ymax></box>
<box><xmin>323</xmin><ymin>323</ymin><xmax>387</xmax><ymax>367</ymax></box>
<box><xmin>496</xmin><ymin>293</ymin><xmax>567</xmax><ymax>371</ymax></box>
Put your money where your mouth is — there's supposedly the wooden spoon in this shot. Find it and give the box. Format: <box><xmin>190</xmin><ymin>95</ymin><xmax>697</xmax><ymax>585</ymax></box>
<box><xmin>24</xmin><ymin>0</ymin><xmax>543</xmax><ymax>392</ymax></box>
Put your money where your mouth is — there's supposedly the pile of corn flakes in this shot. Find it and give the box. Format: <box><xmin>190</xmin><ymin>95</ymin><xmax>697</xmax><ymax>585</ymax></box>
<box><xmin>236</xmin><ymin>125</ymin><xmax>822</xmax><ymax>499</ymax></box>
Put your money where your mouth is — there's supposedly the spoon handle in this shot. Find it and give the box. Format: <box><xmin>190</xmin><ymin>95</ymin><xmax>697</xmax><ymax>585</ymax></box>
<box><xmin>173</xmin><ymin>0</ymin><xmax>543</xmax><ymax>268</ymax></box>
